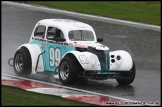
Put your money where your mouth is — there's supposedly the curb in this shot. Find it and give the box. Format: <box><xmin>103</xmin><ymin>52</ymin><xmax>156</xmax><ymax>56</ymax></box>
<box><xmin>2</xmin><ymin>74</ymin><xmax>144</xmax><ymax>106</ymax></box>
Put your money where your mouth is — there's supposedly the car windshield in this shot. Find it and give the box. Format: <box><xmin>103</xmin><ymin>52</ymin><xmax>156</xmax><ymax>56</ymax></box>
<box><xmin>68</xmin><ymin>30</ymin><xmax>94</xmax><ymax>41</ymax></box>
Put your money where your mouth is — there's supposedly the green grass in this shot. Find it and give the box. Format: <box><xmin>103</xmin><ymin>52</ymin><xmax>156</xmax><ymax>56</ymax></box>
<box><xmin>26</xmin><ymin>1</ymin><xmax>160</xmax><ymax>26</ymax></box>
<box><xmin>2</xmin><ymin>86</ymin><xmax>95</xmax><ymax>106</ymax></box>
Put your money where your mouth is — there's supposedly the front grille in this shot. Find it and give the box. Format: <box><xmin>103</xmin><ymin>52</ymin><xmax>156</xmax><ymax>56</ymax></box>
<box><xmin>87</xmin><ymin>47</ymin><xmax>109</xmax><ymax>71</ymax></box>
<box><xmin>86</xmin><ymin>47</ymin><xmax>105</xmax><ymax>61</ymax></box>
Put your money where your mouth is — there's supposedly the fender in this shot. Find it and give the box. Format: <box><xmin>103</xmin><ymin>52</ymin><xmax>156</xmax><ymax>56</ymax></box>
<box><xmin>109</xmin><ymin>50</ymin><xmax>133</xmax><ymax>71</ymax></box>
<box><xmin>62</xmin><ymin>51</ymin><xmax>101</xmax><ymax>71</ymax></box>
<box><xmin>17</xmin><ymin>43</ymin><xmax>44</xmax><ymax>74</ymax></box>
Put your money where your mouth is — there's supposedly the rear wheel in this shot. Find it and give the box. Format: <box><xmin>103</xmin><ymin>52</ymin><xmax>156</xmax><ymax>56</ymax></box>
<box><xmin>58</xmin><ymin>55</ymin><xmax>85</xmax><ymax>85</ymax></box>
<box><xmin>13</xmin><ymin>47</ymin><xmax>32</xmax><ymax>77</ymax></box>
<box><xmin>116</xmin><ymin>62</ymin><xmax>136</xmax><ymax>85</ymax></box>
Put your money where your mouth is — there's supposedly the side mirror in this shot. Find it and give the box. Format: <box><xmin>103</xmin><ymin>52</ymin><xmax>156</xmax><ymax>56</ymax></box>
<box><xmin>97</xmin><ymin>38</ymin><xmax>103</xmax><ymax>42</ymax></box>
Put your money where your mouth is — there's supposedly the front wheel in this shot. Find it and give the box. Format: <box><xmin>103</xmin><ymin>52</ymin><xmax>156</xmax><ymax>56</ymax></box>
<box><xmin>58</xmin><ymin>55</ymin><xmax>83</xmax><ymax>85</ymax></box>
<box><xmin>13</xmin><ymin>47</ymin><xmax>32</xmax><ymax>77</ymax></box>
<box><xmin>116</xmin><ymin>62</ymin><xmax>136</xmax><ymax>85</ymax></box>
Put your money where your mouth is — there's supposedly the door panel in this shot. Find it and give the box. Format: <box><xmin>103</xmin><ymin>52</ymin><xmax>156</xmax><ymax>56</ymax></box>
<box><xmin>44</xmin><ymin>42</ymin><xmax>75</xmax><ymax>73</ymax></box>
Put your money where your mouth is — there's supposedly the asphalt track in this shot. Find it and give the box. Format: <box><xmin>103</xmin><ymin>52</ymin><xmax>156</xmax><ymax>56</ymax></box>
<box><xmin>2</xmin><ymin>2</ymin><xmax>161</xmax><ymax>103</ymax></box>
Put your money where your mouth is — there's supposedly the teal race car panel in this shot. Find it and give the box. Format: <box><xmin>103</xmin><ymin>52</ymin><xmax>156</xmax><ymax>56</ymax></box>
<box><xmin>31</xmin><ymin>40</ymin><xmax>75</xmax><ymax>73</ymax></box>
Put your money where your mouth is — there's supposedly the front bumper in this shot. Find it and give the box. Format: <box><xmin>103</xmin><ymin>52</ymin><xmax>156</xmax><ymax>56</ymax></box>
<box><xmin>82</xmin><ymin>70</ymin><xmax>133</xmax><ymax>80</ymax></box>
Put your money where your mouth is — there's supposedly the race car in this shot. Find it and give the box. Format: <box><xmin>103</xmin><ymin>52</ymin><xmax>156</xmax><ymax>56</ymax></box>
<box><xmin>13</xmin><ymin>19</ymin><xmax>135</xmax><ymax>85</ymax></box>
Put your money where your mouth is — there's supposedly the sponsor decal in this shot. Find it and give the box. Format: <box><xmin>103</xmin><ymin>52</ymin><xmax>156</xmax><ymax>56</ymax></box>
<box><xmin>41</xmin><ymin>43</ymin><xmax>45</xmax><ymax>49</ymax></box>
<box><xmin>68</xmin><ymin>42</ymin><xmax>88</xmax><ymax>48</ymax></box>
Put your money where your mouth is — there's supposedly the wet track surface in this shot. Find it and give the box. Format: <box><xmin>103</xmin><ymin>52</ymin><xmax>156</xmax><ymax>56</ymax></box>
<box><xmin>2</xmin><ymin>2</ymin><xmax>161</xmax><ymax>103</ymax></box>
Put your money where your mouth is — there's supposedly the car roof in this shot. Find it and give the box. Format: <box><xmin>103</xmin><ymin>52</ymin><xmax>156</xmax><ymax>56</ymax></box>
<box><xmin>38</xmin><ymin>19</ymin><xmax>94</xmax><ymax>31</ymax></box>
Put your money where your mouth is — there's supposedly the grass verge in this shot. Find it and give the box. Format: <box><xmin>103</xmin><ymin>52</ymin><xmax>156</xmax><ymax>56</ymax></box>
<box><xmin>2</xmin><ymin>86</ymin><xmax>95</xmax><ymax>106</ymax></box>
<box><xmin>26</xmin><ymin>1</ymin><xmax>160</xmax><ymax>26</ymax></box>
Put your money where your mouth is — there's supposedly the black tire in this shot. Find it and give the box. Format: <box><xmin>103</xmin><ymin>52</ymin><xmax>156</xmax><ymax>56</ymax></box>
<box><xmin>58</xmin><ymin>55</ymin><xmax>84</xmax><ymax>85</ymax></box>
<box><xmin>116</xmin><ymin>62</ymin><xmax>136</xmax><ymax>85</ymax></box>
<box><xmin>13</xmin><ymin>47</ymin><xmax>32</xmax><ymax>77</ymax></box>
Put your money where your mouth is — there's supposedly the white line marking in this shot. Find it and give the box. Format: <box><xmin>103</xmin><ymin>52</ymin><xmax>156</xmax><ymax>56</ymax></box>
<box><xmin>2</xmin><ymin>73</ymin><xmax>142</xmax><ymax>104</ymax></box>
<box><xmin>2</xmin><ymin>1</ymin><xmax>160</xmax><ymax>31</ymax></box>
<box><xmin>26</xmin><ymin>88</ymin><xmax>93</xmax><ymax>97</ymax></box>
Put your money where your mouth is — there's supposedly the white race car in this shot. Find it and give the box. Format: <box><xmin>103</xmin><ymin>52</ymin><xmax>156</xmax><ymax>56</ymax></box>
<box><xmin>13</xmin><ymin>19</ymin><xmax>135</xmax><ymax>85</ymax></box>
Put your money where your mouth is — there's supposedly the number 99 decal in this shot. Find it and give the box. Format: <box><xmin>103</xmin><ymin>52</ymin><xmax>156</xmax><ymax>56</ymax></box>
<box><xmin>49</xmin><ymin>47</ymin><xmax>61</xmax><ymax>67</ymax></box>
